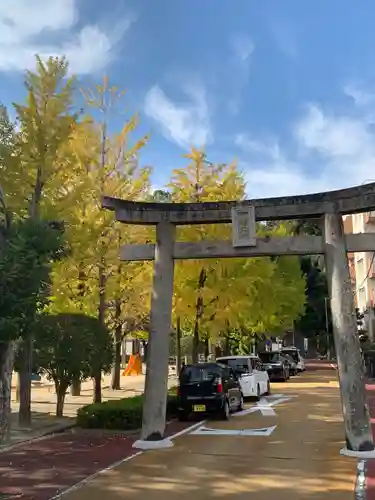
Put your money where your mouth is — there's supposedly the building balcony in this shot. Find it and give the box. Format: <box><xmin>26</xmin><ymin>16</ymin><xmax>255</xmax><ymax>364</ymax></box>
<box><xmin>365</xmin><ymin>211</ymin><xmax>375</xmax><ymax>224</ymax></box>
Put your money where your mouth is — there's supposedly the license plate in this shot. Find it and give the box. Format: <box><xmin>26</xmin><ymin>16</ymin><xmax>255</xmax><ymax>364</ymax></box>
<box><xmin>193</xmin><ymin>404</ymin><xmax>206</xmax><ymax>412</ymax></box>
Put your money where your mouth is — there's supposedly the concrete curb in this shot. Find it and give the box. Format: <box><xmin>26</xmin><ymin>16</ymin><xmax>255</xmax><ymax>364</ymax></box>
<box><xmin>0</xmin><ymin>422</ymin><xmax>76</xmax><ymax>454</ymax></box>
<box><xmin>0</xmin><ymin>417</ymin><xmax>179</xmax><ymax>454</ymax></box>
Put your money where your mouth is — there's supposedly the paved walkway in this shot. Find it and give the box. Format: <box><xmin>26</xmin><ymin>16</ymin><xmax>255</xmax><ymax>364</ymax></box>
<box><xmin>60</xmin><ymin>370</ymin><xmax>357</xmax><ymax>500</ymax></box>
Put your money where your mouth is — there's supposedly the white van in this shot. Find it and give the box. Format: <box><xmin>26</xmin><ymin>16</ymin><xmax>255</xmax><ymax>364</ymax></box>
<box><xmin>216</xmin><ymin>355</ymin><xmax>270</xmax><ymax>399</ymax></box>
<box><xmin>281</xmin><ymin>347</ymin><xmax>305</xmax><ymax>372</ymax></box>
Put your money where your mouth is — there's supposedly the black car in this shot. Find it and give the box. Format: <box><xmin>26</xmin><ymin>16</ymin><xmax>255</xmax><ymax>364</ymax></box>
<box><xmin>177</xmin><ymin>362</ymin><xmax>244</xmax><ymax>421</ymax></box>
<box><xmin>258</xmin><ymin>351</ymin><xmax>290</xmax><ymax>381</ymax></box>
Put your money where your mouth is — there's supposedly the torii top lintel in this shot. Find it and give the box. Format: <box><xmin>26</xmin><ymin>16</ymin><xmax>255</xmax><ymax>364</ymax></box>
<box><xmin>102</xmin><ymin>182</ymin><xmax>375</xmax><ymax>225</ymax></box>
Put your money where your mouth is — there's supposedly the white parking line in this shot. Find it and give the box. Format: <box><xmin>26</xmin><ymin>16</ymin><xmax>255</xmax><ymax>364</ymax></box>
<box><xmin>190</xmin><ymin>425</ymin><xmax>277</xmax><ymax>437</ymax></box>
<box><xmin>234</xmin><ymin>394</ymin><xmax>293</xmax><ymax>418</ymax></box>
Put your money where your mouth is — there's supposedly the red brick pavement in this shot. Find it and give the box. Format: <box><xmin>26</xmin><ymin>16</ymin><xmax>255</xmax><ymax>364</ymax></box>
<box><xmin>0</xmin><ymin>419</ymin><xmax>195</xmax><ymax>500</ymax></box>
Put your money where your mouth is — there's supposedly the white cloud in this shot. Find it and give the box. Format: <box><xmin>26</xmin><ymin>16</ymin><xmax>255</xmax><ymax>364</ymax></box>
<box><xmin>295</xmin><ymin>104</ymin><xmax>373</xmax><ymax>159</ymax></box>
<box><xmin>295</xmin><ymin>104</ymin><xmax>375</xmax><ymax>184</ymax></box>
<box><xmin>227</xmin><ymin>34</ymin><xmax>254</xmax><ymax>115</ymax></box>
<box><xmin>236</xmin><ymin>133</ymin><xmax>328</xmax><ymax>198</ymax></box>
<box><xmin>236</xmin><ymin>88</ymin><xmax>375</xmax><ymax>198</ymax></box>
<box><xmin>0</xmin><ymin>0</ymin><xmax>133</xmax><ymax>74</ymax></box>
<box><xmin>344</xmin><ymin>83</ymin><xmax>375</xmax><ymax>108</ymax></box>
<box><xmin>144</xmin><ymin>82</ymin><xmax>212</xmax><ymax>149</ymax></box>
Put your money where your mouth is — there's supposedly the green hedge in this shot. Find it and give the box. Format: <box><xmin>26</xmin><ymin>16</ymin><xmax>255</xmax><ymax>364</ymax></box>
<box><xmin>76</xmin><ymin>389</ymin><xmax>179</xmax><ymax>430</ymax></box>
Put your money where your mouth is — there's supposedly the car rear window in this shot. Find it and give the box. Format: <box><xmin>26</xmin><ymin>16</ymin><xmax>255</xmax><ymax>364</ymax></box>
<box><xmin>282</xmin><ymin>350</ymin><xmax>299</xmax><ymax>362</ymax></box>
<box><xmin>258</xmin><ymin>352</ymin><xmax>280</xmax><ymax>363</ymax></box>
<box><xmin>217</xmin><ymin>358</ymin><xmax>250</xmax><ymax>373</ymax></box>
<box><xmin>180</xmin><ymin>365</ymin><xmax>221</xmax><ymax>383</ymax></box>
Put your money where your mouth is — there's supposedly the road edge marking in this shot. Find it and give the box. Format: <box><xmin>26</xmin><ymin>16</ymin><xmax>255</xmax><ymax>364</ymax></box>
<box><xmin>49</xmin><ymin>419</ymin><xmax>205</xmax><ymax>500</ymax></box>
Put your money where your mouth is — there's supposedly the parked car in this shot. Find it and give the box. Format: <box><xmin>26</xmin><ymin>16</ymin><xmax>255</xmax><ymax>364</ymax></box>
<box><xmin>177</xmin><ymin>362</ymin><xmax>244</xmax><ymax>421</ymax></box>
<box><xmin>216</xmin><ymin>355</ymin><xmax>270</xmax><ymax>399</ymax></box>
<box><xmin>281</xmin><ymin>346</ymin><xmax>306</xmax><ymax>372</ymax></box>
<box><xmin>258</xmin><ymin>351</ymin><xmax>290</xmax><ymax>381</ymax></box>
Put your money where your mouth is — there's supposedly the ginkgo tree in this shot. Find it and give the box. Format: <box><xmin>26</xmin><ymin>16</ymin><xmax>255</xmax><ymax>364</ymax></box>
<box><xmin>0</xmin><ymin>56</ymin><xmax>78</xmax><ymax>426</ymax></box>
<box><xmin>169</xmin><ymin>147</ymin><xmax>306</xmax><ymax>361</ymax></box>
<box><xmin>170</xmin><ymin>148</ymin><xmax>247</xmax><ymax>361</ymax></box>
<box><xmin>48</xmin><ymin>78</ymin><xmax>153</xmax><ymax>398</ymax></box>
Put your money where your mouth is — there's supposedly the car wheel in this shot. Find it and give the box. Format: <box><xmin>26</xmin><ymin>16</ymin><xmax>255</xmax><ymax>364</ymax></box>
<box><xmin>177</xmin><ymin>410</ymin><xmax>189</xmax><ymax>422</ymax></box>
<box><xmin>238</xmin><ymin>394</ymin><xmax>245</xmax><ymax>411</ymax></box>
<box><xmin>265</xmin><ymin>381</ymin><xmax>271</xmax><ymax>396</ymax></box>
<box><xmin>220</xmin><ymin>399</ymin><xmax>230</xmax><ymax>420</ymax></box>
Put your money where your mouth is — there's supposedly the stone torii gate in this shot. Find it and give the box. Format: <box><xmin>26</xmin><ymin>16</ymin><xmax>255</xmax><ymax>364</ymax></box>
<box><xmin>103</xmin><ymin>182</ymin><xmax>375</xmax><ymax>457</ymax></box>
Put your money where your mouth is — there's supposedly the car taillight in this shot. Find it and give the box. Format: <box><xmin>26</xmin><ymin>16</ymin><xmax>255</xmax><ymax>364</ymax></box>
<box><xmin>216</xmin><ymin>378</ymin><xmax>223</xmax><ymax>393</ymax></box>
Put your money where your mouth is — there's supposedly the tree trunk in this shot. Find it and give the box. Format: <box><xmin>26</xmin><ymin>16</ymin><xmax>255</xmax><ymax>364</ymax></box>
<box><xmin>0</xmin><ymin>341</ymin><xmax>15</xmax><ymax>443</ymax></box>
<box><xmin>204</xmin><ymin>338</ymin><xmax>209</xmax><ymax>360</ymax></box>
<box><xmin>18</xmin><ymin>336</ymin><xmax>32</xmax><ymax>427</ymax></box>
<box><xmin>93</xmin><ymin>373</ymin><xmax>102</xmax><ymax>404</ymax></box>
<box><xmin>55</xmin><ymin>382</ymin><xmax>67</xmax><ymax>417</ymax></box>
<box><xmin>176</xmin><ymin>317</ymin><xmax>182</xmax><ymax>374</ymax></box>
<box><xmin>121</xmin><ymin>338</ymin><xmax>127</xmax><ymax>367</ymax></box>
<box><xmin>70</xmin><ymin>377</ymin><xmax>81</xmax><ymax>396</ymax></box>
<box><xmin>192</xmin><ymin>321</ymin><xmax>199</xmax><ymax>363</ymax></box>
<box><xmin>111</xmin><ymin>322</ymin><xmax>122</xmax><ymax>390</ymax></box>
<box><xmin>192</xmin><ymin>269</ymin><xmax>206</xmax><ymax>363</ymax></box>
<box><xmin>224</xmin><ymin>335</ymin><xmax>230</xmax><ymax>356</ymax></box>
<box><xmin>96</xmin><ymin>257</ymin><xmax>106</xmax><ymax>403</ymax></box>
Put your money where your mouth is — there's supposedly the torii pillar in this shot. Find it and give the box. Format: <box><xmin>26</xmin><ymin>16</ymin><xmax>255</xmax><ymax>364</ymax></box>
<box><xmin>136</xmin><ymin>221</ymin><xmax>175</xmax><ymax>448</ymax></box>
<box><xmin>324</xmin><ymin>212</ymin><xmax>373</xmax><ymax>456</ymax></box>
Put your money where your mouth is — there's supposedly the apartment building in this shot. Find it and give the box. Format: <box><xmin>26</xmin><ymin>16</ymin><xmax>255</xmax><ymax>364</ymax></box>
<box><xmin>342</xmin><ymin>215</ymin><xmax>357</xmax><ymax>303</ymax></box>
<box><xmin>344</xmin><ymin>212</ymin><xmax>375</xmax><ymax>339</ymax></box>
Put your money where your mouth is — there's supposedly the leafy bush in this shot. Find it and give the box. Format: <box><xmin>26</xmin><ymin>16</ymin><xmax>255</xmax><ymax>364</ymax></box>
<box><xmin>76</xmin><ymin>390</ymin><xmax>178</xmax><ymax>430</ymax></box>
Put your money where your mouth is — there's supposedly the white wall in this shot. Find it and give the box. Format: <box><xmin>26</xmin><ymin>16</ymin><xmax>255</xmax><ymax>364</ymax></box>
<box><xmin>351</xmin><ymin>213</ymin><xmax>375</xmax><ymax>339</ymax></box>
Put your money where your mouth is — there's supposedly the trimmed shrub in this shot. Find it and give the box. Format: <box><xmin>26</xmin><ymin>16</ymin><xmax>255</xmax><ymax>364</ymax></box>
<box><xmin>77</xmin><ymin>390</ymin><xmax>178</xmax><ymax>430</ymax></box>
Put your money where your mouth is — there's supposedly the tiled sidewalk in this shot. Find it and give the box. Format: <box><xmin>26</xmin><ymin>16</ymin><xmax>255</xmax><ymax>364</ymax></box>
<box><xmin>0</xmin><ymin>420</ymin><xmax>191</xmax><ymax>500</ymax></box>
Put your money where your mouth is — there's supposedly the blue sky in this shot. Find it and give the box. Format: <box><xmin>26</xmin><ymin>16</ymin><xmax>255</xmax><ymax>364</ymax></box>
<box><xmin>2</xmin><ymin>1</ymin><xmax>375</xmax><ymax>198</ymax></box>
